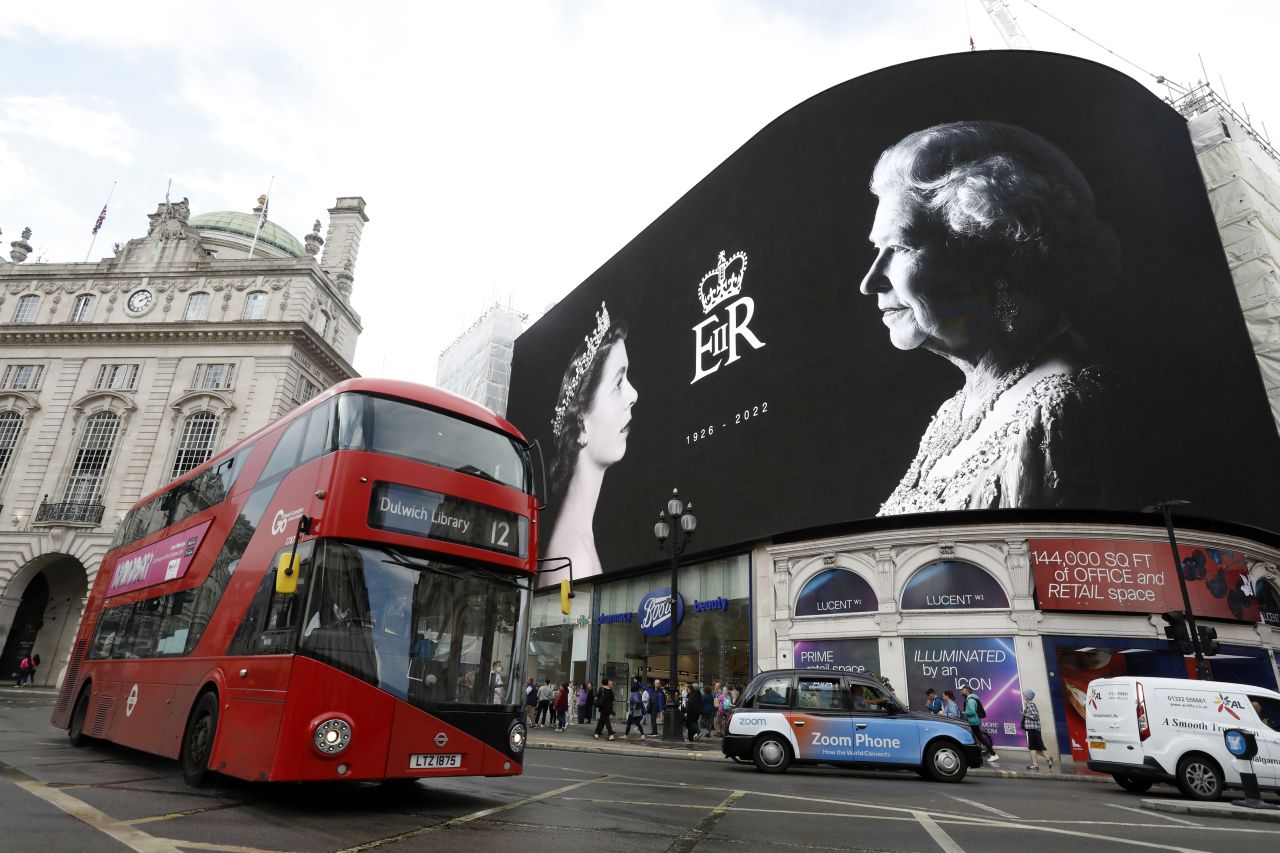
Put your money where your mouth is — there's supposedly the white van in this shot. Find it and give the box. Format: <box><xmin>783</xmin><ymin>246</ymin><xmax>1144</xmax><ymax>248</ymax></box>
<box><xmin>1085</xmin><ymin>676</ymin><xmax>1280</xmax><ymax>800</ymax></box>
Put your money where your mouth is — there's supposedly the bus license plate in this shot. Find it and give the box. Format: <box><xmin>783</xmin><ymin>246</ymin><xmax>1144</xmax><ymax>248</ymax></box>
<box><xmin>410</xmin><ymin>753</ymin><xmax>461</xmax><ymax>769</ymax></box>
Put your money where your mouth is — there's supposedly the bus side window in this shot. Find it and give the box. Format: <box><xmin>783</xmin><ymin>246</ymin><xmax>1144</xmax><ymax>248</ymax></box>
<box><xmin>227</xmin><ymin>541</ymin><xmax>314</xmax><ymax>656</ymax></box>
<box><xmin>336</xmin><ymin>393</ymin><xmax>366</xmax><ymax>450</ymax></box>
<box><xmin>298</xmin><ymin>399</ymin><xmax>335</xmax><ymax>465</ymax></box>
<box><xmin>259</xmin><ymin>417</ymin><xmax>308</xmax><ymax>483</ymax></box>
<box><xmin>155</xmin><ymin>590</ymin><xmax>194</xmax><ymax>655</ymax></box>
<box><xmin>89</xmin><ymin>604</ymin><xmax>131</xmax><ymax>660</ymax></box>
<box><xmin>126</xmin><ymin>597</ymin><xmax>165</xmax><ymax>659</ymax></box>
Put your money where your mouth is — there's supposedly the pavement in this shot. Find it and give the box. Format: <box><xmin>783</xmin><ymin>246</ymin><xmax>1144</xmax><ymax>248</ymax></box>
<box><xmin>1142</xmin><ymin>797</ymin><xmax>1280</xmax><ymax>823</ymax></box>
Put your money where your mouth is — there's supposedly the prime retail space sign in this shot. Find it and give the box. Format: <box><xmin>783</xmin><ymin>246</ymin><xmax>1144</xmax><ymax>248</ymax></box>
<box><xmin>1030</xmin><ymin>538</ymin><xmax>1260</xmax><ymax>622</ymax></box>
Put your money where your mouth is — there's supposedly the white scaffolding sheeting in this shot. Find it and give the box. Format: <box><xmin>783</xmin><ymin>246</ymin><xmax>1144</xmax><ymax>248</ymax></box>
<box><xmin>1191</xmin><ymin>110</ymin><xmax>1280</xmax><ymax>439</ymax></box>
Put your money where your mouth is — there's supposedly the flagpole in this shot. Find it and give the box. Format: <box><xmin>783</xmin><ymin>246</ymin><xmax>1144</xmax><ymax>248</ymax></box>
<box><xmin>85</xmin><ymin>181</ymin><xmax>117</xmax><ymax>262</ymax></box>
<box><xmin>246</xmin><ymin>176</ymin><xmax>275</xmax><ymax>259</ymax></box>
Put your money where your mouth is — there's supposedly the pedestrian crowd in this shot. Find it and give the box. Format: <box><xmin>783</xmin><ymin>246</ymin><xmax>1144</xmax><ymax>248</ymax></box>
<box><xmin>919</xmin><ymin>684</ymin><xmax>1056</xmax><ymax>770</ymax></box>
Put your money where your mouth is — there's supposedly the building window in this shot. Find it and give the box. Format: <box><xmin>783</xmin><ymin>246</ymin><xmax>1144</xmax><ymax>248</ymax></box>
<box><xmin>171</xmin><ymin>412</ymin><xmax>219</xmax><ymax>479</ymax></box>
<box><xmin>95</xmin><ymin>363</ymin><xmax>139</xmax><ymax>391</ymax></box>
<box><xmin>70</xmin><ymin>294</ymin><xmax>96</xmax><ymax>323</ymax></box>
<box><xmin>2</xmin><ymin>364</ymin><xmax>43</xmax><ymax>390</ymax></box>
<box><xmin>63</xmin><ymin>411</ymin><xmax>120</xmax><ymax>504</ymax></box>
<box><xmin>315</xmin><ymin>310</ymin><xmax>329</xmax><ymax>339</ymax></box>
<box><xmin>0</xmin><ymin>410</ymin><xmax>22</xmax><ymax>488</ymax></box>
<box><xmin>193</xmin><ymin>363</ymin><xmax>235</xmax><ymax>390</ymax></box>
<box><xmin>13</xmin><ymin>294</ymin><xmax>39</xmax><ymax>324</ymax></box>
<box><xmin>241</xmin><ymin>291</ymin><xmax>269</xmax><ymax>320</ymax></box>
<box><xmin>183</xmin><ymin>292</ymin><xmax>211</xmax><ymax>321</ymax></box>
<box><xmin>296</xmin><ymin>376</ymin><xmax>319</xmax><ymax>405</ymax></box>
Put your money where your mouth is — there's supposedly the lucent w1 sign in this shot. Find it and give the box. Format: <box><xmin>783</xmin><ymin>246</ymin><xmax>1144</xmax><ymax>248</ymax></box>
<box><xmin>508</xmin><ymin>51</ymin><xmax>1280</xmax><ymax>582</ymax></box>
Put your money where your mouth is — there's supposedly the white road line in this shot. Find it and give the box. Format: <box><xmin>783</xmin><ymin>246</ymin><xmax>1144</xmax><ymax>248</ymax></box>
<box><xmin>914</xmin><ymin>810</ymin><xmax>966</xmax><ymax>853</ymax></box>
<box><xmin>943</xmin><ymin>793</ymin><xmax>1018</xmax><ymax>820</ymax></box>
<box><xmin>1104</xmin><ymin>802</ymin><xmax>1201</xmax><ymax>826</ymax></box>
<box><xmin>12</xmin><ymin>778</ymin><xmax>184</xmax><ymax>853</ymax></box>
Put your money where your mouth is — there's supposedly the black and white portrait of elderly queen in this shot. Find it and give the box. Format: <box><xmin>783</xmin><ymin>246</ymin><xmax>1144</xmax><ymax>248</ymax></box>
<box><xmin>541</xmin><ymin>302</ymin><xmax>638</xmax><ymax>585</ymax></box>
<box><xmin>861</xmin><ymin>120</ymin><xmax>1137</xmax><ymax>516</ymax></box>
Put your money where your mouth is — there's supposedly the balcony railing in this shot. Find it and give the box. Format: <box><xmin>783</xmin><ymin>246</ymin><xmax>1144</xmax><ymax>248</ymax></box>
<box><xmin>33</xmin><ymin>495</ymin><xmax>105</xmax><ymax>526</ymax></box>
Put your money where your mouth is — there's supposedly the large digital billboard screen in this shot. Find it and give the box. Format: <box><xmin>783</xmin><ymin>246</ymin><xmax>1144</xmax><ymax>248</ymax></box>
<box><xmin>508</xmin><ymin>52</ymin><xmax>1280</xmax><ymax>586</ymax></box>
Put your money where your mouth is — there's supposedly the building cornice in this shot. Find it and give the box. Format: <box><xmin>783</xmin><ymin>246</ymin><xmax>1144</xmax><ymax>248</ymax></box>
<box><xmin>0</xmin><ymin>322</ymin><xmax>357</xmax><ymax>379</ymax></box>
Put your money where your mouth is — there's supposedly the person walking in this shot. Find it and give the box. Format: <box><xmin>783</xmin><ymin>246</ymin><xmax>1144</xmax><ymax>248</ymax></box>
<box><xmin>649</xmin><ymin>680</ymin><xmax>664</xmax><ymax>736</ymax></box>
<box><xmin>593</xmin><ymin>679</ymin><xmax>617</xmax><ymax>740</ymax></box>
<box><xmin>536</xmin><ymin>679</ymin><xmax>553</xmax><ymax>727</ymax></box>
<box><xmin>716</xmin><ymin>684</ymin><xmax>732</xmax><ymax>736</ymax></box>
<box><xmin>15</xmin><ymin>654</ymin><xmax>32</xmax><ymax>687</ymax></box>
<box><xmin>524</xmin><ymin>678</ymin><xmax>538</xmax><ymax>727</ymax></box>
<box><xmin>553</xmin><ymin>683</ymin><xmax>569</xmax><ymax>731</ymax></box>
<box><xmin>624</xmin><ymin>679</ymin><xmax>647</xmax><ymax>741</ymax></box>
<box><xmin>1020</xmin><ymin>690</ymin><xmax>1053</xmax><ymax>771</ymax></box>
<box><xmin>576</xmin><ymin>683</ymin><xmax>589</xmax><ymax>725</ymax></box>
<box><xmin>960</xmin><ymin>685</ymin><xmax>999</xmax><ymax>762</ymax></box>
<box><xmin>703</xmin><ymin>683</ymin><xmax>718</xmax><ymax>737</ymax></box>
<box><xmin>924</xmin><ymin>688</ymin><xmax>943</xmax><ymax>714</ymax></box>
<box><xmin>584</xmin><ymin>682</ymin><xmax>596</xmax><ymax>723</ymax></box>
<box><xmin>685</xmin><ymin>683</ymin><xmax>703</xmax><ymax>741</ymax></box>
<box><xmin>941</xmin><ymin>689</ymin><xmax>961</xmax><ymax>720</ymax></box>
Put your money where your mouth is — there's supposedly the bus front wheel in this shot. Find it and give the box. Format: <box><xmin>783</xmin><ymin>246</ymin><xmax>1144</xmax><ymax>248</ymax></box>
<box><xmin>68</xmin><ymin>690</ymin><xmax>91</xmax><ymax>748</ymax></box>
<box><xmin>181</xmin><ymin>692</ymin><xmax>219</xmax><ymax>787</ymax></box>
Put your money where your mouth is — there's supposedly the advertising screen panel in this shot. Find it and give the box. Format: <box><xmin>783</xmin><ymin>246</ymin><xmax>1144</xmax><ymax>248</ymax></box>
<box><xmin>508</xmin><ymin>51</ymin><xmax>1280</xmax><ymax>584</ymax></box>
<box><xmin>904</xmin><ymin>636</ymin><xmax>1023</xmax><ymax>748</ymax></box>
<box><xmin>1030</xmin><ymin>538</ymin><xmax>1260</xmax><ymax>622</ymax></box>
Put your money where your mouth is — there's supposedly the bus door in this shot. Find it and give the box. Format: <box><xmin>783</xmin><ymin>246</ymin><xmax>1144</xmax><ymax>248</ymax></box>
<box><xmin>846</xmin><ymin>678</ymin><xmax>920</xmax><ymax>764</ymax></box>
<box><xmin>788</xmin><ymin>674</ymin><xmax>853</xmax><ymax>762</ymax></box>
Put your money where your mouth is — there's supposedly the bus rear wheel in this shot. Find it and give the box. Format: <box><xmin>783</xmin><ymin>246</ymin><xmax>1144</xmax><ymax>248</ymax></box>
<box><xmin>181</xmin><ymin>692</ymin><xmax>220</xmax><ymax>787</ymax></box>
<box><xmin>68</xmin><ymin>690</ymin><xmax>91</xmax><ymax>748</ymax></box>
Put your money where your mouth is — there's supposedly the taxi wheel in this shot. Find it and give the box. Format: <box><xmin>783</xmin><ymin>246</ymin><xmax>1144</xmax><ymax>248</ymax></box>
<box><xmin>181</xmin><ymin>692</ymin><xmax>220</xmax><ymax>788</ymax></box>
<box><xmin>922</xmin><ymin>739</ymin><xmax>967</xmax><ymax>783</ymax></box>
<box><xmin>1176</xmin><ymin>754</ymin><xmax>1223</xmax><ymax>801</ymax></box>
<box><xmin>753</xmin><ymin>734</ymin><xmax>792</xmax><ymax>773</ymax></box>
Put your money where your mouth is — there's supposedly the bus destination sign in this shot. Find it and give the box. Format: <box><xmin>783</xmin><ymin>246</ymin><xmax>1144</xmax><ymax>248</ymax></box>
<box><xmin>368</xmin><ymin>481</ymin><xmax>528</xmax><ymax>558</ymax></box>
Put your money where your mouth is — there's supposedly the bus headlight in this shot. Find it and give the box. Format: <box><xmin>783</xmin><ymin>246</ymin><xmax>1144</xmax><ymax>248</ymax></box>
<box><xmin>509</xmin><ymin>721</ymin><xmax>526</xmax><ymax>753</ymax></box>
<box><xmin>313</xmin><ymin>718</ymin><xmax>352</xmax><ymax>755</ymax></box>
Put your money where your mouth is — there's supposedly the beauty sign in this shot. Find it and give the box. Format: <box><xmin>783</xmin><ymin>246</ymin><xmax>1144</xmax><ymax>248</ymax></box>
<box><xmin>107</xmin><ymin>520</ymin><xmax>212</xmax><ymax>597</ymax></box>
<box><xmin>1030</xmin><ymin>538</ymin><xmax>1260</xmax><ymax>622</ymax></box>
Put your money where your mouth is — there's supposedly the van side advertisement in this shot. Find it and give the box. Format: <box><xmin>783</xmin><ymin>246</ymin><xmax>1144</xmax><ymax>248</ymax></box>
<box><xmin>1030</xmin><ymin>538</ymin><xmax>1260</xmax><ymax>622</ymax></box>
<box><xmin>903</xmin><ymin>637</ymin><xmax>1023</xmax><ymax>748</ymax></box>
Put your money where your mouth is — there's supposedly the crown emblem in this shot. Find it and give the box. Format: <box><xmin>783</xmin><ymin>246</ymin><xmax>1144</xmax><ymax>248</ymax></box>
<box><xmin>551</xmin><ymin>302</ymin><xmax>611</xmax><ymax>438</ymax></box>
<box><xmin>698</xmin><ymin>250</ymin><xmax>748</xmax><ymax>314</ymax></box>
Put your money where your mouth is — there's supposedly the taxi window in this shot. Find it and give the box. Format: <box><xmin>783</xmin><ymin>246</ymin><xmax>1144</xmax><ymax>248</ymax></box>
<box><xmin>756</xmin><ymin>676</ymin><xmax>792</xmax><ymax>708</ymax></box>
<box><xmin>850</xmin><ymin>682</ymin><xmax>894</xmax><ymax>713</ymax></box>
<box><xmin>797</xmin><ymin>677</ymin><xmax>847</xmax><ymax>711</ymax></box>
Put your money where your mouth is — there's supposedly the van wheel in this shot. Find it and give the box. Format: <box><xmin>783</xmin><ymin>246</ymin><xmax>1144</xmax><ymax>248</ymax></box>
<box><xmin>181</xmin><ymin>692</ymin><xmax>219</xmax><ymax>787</ymax></box>
<box><xmin>68</xmin><ymin>690</ymin><xmax>92</xmax><ymax>748</ymax></box>
<box><xmin>753</xmin><ymin>734</ymin><xmax>791</xmax><ymax>773</ymax></box>
<box><xmin>1176</xmin><ymin>754</ymin><xmax>1223</xmax><ymax>801</ymax></box>
<box><xmin>923</xmin><ymin>739</ymin><xmax>967</xmax><ymax>783</ymax></box>
<box><xmin>1113</xmin><ymin>774</ymin><xmax>1154</xmax><ymax>793</ymax></box>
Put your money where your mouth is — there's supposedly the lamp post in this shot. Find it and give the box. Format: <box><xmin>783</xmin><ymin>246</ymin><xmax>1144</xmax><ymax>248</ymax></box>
<box><xmin>654</xmin><ymin>487</ymin><xmax>696</xmax><ymax>742</ymax></box>
<box><xmin>1145</xmin><ymin>499</ymin><xmax>1211</xmax><ymax>679</ymax></box>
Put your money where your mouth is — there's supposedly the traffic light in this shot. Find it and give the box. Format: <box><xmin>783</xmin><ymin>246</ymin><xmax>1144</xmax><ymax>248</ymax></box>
<box><xmin>1198</xmin><ymin>624</ymin><xmax>1220</xmax><ymax>656</ymax></box>
<box><xmin>1162</xmin><ymin>611</ymin><xmax>1193</xmax><ymax>655</ymax></box>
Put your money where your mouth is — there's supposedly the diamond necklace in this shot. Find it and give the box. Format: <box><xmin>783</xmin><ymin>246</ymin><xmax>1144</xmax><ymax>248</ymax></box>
<box><xmin>915</xmin><ymin>322</ymin><xmax>1072</xmax><ymax>480</ymax></box>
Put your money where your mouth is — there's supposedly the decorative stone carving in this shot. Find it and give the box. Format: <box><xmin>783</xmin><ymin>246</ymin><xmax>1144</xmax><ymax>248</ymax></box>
<box><xmin>1011</xmin><ymin>610</ymin><xmax>1042</xmax><ymax>633</ymax></box>
<box><xmin>176</xmin><ymin>279</ymin><xmax>195</xmax><ymax>292</ymax></box>
<box><xmin>939</xmin><ymin>540</ymin><xmax>956</xmax><ymax>558</ymax></box>
<box><xmin>334</xmin><ymin>260</ymin><xmax>354</xmax><ymax>299</ymax></box>
<box><xmin>874</xmin><ymin>612</ymin><xmax>902</xmax><ymax>633</ymax></box>
<box><xmin>305</xmin><ymin>220</ymin><xmax>324</xmax><ymax>257</ymax></box>
<box><xmin>10</xmin><ymin>227</ymin><xmax>33</xmax><ymax>263</ymax></box>
<box><xmin>822</xmin><ymin>552</ymin><xmax>837</xmax><ymax>567</ymax></box>
<box><xmin>773</xmin><ymin>558</ymin><xmax>792</xmax><ymax>619</ymax></box>
<box><xmin>266</xmin><ymin>277</ymin><xmax>287</xmax><ymax>291</ymax></box>
<box><xmin>1005</xmin><ymin>538</ymin><xmax>1031</xmax><ymax>597</ymax></box>
<box><xmin>6</xmin><ymin>282</ymin><xmax>26</xmax><ymax>295</ymax></box>
<box><xmin>39</xmin><ymin>282</ymin><xmax>59</xmax><ymax>294</ymax></box>
<box><xmin>163</xmin><ymin>291</ymin><xmax>174</xmax><ymax>314</ymax></box>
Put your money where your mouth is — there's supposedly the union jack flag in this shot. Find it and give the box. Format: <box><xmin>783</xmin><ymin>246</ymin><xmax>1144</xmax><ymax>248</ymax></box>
<box><xmin>92</xmin><ymin>204</ymin><xmax>108</xmax><ymax>235</ymax></box>
<box><xmin>260</xmin><ymin>195</ymin><xmax>269</xmax><ymax>226</ymax></box>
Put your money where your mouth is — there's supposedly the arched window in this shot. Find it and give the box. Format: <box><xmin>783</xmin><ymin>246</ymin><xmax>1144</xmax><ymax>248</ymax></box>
<box><xmin>14</xmin><ymin>294</ymin><xmax>39</xmax><ymax>324</ymax></box>
<box><xmin>71</xmin><ymin>293</ymin><xmax>96</xmax><ymax>323</ymax></box>
<box><xmin>171</xmin><ymin>412</ymin><xmax>219</xmax><ymax>479</ymax></box>
<box><xmin>241</xmin><ymin>290</ymin><xmax>269</xmax><ymax>320</ymax></box>
<box><xmin>795</xmin><ymin>569</ymin><xmax>878</xmax><ymax>616</ymax></box>
<box><xmin>63</xmin><ymin>411</ymin><xmax>120</xmax><ymax>503</ymax></box>
<box><xmin>0</xmin><ymin>410</ymin><xmax>23</xmax><ymax>489</ymax></box>
<box><xmin>900</xmin><ymin>560</ymin><xmax>1009</xmax><ymax>610</ymax></box>
<box><xmin>183</xmin><ymin>292</ymin><xmax>211</xmax><ymax>321</ymax></box>
<box><xmin>315</xmin><ymin>310</ymin><xmax>329</xmax><ymax>338</ymax></box>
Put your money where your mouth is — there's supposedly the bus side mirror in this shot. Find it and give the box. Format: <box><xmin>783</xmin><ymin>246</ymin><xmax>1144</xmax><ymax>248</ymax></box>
<box><xmin>276</xmin><ymin>553</ymin><xmax>300</xmax><ymax>595</ymax></box>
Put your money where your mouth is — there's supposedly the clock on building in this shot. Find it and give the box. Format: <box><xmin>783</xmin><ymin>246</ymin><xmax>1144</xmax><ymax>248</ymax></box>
<box><xmin>126</xmin><ymin>289</ymin><xmax>154</xmax><ymax>314</ymax></box>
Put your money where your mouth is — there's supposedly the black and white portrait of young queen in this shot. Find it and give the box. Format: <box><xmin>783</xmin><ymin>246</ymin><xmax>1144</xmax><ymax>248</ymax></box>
<box><xmin>862</xmin><ymin>120</ymin><xmax>1138</xmax><ymax>514</ymax></box>
<box><xmin>541</xmin><ymin>302</ymin><xmax>637</xmax><ymax>587</ymax></box>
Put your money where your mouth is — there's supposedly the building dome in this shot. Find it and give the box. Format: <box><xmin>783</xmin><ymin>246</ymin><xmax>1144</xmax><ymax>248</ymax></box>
<box><xmin>189</xmin><ymin>210</ymin><xmax>305</xmax><ymax>258</ymax></box>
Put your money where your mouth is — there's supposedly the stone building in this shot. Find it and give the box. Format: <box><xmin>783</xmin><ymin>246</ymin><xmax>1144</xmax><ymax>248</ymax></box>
<box><xmin>0</xmin><ymin>195</ymin><xmax>368</xmax><ymax>686</ymax></box>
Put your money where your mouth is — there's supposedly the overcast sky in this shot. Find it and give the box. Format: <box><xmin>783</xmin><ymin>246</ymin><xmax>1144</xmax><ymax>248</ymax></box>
<box><xmin>2</xmin><ymin>1</ymin><xmax>1277</xmax><ymax>380</ymax></box>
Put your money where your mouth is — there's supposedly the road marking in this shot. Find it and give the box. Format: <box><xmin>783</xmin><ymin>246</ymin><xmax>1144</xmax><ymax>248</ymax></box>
<box><xmin>125</xmin><ymin>802</ymin><xmax>247</xmax><ymax>825</ymax></box>
<box><xmin>563</xmin><ymin>797</ymin><xmax>724</xmax><ymax>809</ymax></box>
<box><xmin>666</xmin><ymin>789</ymin><xmax>746</xmax><ymax>853</ymax></box>
<box><xmin>150</xmin><ymin>842</ymin><xmax>296</xmax><ymax>853</ymax></box>
<box><xmin>914</xmin><ymin>810</ymin><xmax>966</xmax><ymax>853</ymax></box>
<box><xmin>943</xmin><ymin>793</ymin><xmax>1018</xmax><ymax>820</ymax></box>
<box><xmin>1103</xmin><ymin>803</ymin><xmax>1201</xmax><ymax>826</ymax></box>
<box><xmin>332</xmin><ymin>776</ymin><xmax>607</xmax><ymax>852</ymax></box>
<box><xmin>11</xmin><ymin>778</ymin><xmax>184</xmax><ymax>853</ymax></box>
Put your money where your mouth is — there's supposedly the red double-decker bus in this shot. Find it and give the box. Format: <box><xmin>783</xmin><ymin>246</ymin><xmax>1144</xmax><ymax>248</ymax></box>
<box><xmin>51</xmin><ymin>379</ymin><xmax>537</xmax><ymax>786</ymax></box>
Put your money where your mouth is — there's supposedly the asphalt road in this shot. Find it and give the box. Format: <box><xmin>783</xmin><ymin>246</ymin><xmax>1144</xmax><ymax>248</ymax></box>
<box><xmin>1</xmin><ymin>686</ymin><xmax>1275</xmax><ymax>852</ymax></box>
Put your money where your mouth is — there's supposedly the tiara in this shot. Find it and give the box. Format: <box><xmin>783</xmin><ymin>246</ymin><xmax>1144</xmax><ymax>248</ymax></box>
<box><xmin>551</xmin><ymin>301</ymin><xmax>611</xmax><ymax>438</ymax></box>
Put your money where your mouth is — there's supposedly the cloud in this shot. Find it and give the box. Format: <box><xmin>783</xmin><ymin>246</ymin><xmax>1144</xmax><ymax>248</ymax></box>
<box><xmin>0</xmin><ymin>138</ymin><xmax>42</xmax><ymax>202</ymax></box>
<box><xmin>0</xmin><ymin>95</ymin><xmax>140</xmax><ymax>164</ymax></box>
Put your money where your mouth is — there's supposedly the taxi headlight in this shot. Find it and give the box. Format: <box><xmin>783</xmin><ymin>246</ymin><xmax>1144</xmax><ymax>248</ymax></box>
<box><xmin>313</xmin><ymin>718</ymin><xmax>352</xmax><ymax>755</ymax></box>
<box><xmin>509</xmin><ymin>721</ymin><xmax>526</xmax><ymax>753</ymax></box>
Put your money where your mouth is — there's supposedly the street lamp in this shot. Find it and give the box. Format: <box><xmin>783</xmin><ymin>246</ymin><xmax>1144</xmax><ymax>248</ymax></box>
<box><xmin>1144</xmin><ymin>499</ymin><xmax>1211</xmax><ymax>679</ymax></box>
<box><xmin>654</xmin><ymin>487</ymin><xmax>697</xmax><ymax>742</ymax></box>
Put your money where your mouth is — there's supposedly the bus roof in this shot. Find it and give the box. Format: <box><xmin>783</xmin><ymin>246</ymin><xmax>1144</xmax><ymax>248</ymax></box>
<box><xmin>131</xmin><ymin>377</ymin><xmax>528</xmax><ymax>512</ymax></box>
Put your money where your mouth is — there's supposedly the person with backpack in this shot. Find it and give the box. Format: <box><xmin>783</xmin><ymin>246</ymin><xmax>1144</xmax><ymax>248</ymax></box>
<box><xmin>624</xmin><ymin>678</ymin><xmax>647</xmax><ymax>741</ymax></box>
<box><xmin>960</xmin><ymin>685</ymin><xmax>999</xmax><ymax>762</ymax></box>
<box><xmin>593</xmin><ymin>678</ymin><xmax>616</xmax><ymax>740</ymax></box>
